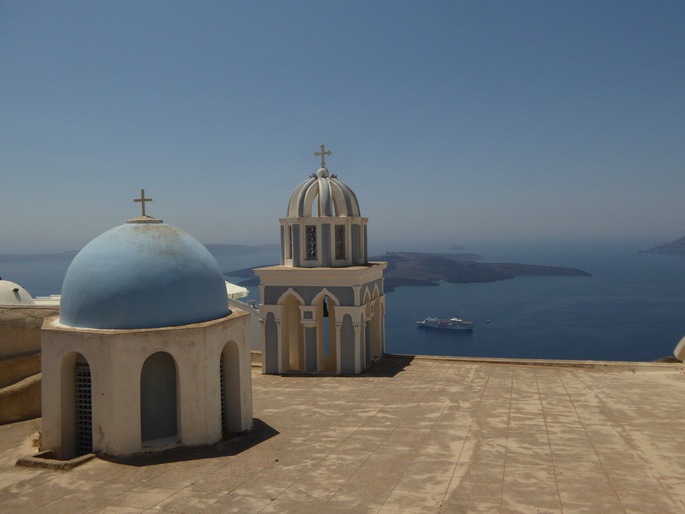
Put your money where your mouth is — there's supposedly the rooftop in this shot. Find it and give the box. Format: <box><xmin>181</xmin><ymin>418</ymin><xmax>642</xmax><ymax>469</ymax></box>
<box><xmin>2</xmin><ymin>355</ymin><xmax>685</xmax><ymax>512</ymax></box>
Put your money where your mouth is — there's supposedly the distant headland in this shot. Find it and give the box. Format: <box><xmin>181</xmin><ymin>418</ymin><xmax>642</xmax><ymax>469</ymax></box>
<box><xmin>372</xmin><ymin>252</ymin><xmax>590</xmax><ymax>291</ymax></box>
<box><xmin>226</xmin><ymin>251</ymin><xmax>591</xmax><ymax>291</ymax></box>
<box><xmin>643</xmin><ymin>237</ymin><xmax>685</xmax><ymax>256</ymax></box>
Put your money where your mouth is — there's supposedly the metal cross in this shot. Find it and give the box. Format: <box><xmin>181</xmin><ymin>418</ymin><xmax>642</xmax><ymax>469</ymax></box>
<box><xmin>134</xmin><ymin>189</ymin><xmax>152</xmax><ymax>216</ymax></box>
<box><xmin>314</xmin><ymin>144</ymin><xmax>332</xmax><ymax>168</ymax></box>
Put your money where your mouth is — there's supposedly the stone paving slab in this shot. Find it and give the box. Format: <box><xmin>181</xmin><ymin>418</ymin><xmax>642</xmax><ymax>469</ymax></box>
<box><xmin>2</xmin><ymin>356</ymin><xmax>685</xmax><ymax>512</ymax></box>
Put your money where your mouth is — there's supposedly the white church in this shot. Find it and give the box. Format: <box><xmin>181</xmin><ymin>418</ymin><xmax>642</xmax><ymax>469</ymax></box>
<box><xmin>40</xmin><ymin>195</ymin><xmax>253</xmax><ymax>459</ymax></box>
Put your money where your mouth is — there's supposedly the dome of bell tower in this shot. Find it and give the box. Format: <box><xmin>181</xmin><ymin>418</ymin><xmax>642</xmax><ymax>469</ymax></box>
<box><xmin>280</xmin><ymin>146</ymin><xmax>368</xmax><ymax>268</ymax></box>
<box><xmin>286</xmin><ymin>145</ymin><xmax>361</xmax><ymax>218</ymax></box>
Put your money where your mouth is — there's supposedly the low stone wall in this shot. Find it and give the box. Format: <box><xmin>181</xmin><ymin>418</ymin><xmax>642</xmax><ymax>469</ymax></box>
<box><xmin>0</xmin><ymin>306</ymin><xmax>58</xmax><ymax>358</ymax></box>
<box><xmin>0</xmin><ymin>353</ymin><xmax>40</xmax><ymax>389</ymax></box>
<box><xmin>0</xmin><ymin>373</ymin><xmax>41</xmax><ymax>425</ymax></box>
<box><xmin>0</xmin><ymin>306</ymin><xmax>57</xmax><ymax>425</ymax></box>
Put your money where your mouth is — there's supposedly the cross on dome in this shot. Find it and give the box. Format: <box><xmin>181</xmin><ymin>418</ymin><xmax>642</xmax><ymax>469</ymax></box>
<box><xmin>314</xmin><ymin>144</ymin><xmax>332</xmax><ymax>168</ymax></box>
<box><xmin>134</xmin><ymin>189</ymin><xmax>152</xmax><ymax>216</ymax></box>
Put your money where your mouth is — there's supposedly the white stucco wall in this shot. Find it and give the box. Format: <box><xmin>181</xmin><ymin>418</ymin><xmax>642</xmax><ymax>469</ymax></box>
<box><xmin>41</xmin><ymin>309</ymin><xmax>252</xmax><ymax>459</ymax></box>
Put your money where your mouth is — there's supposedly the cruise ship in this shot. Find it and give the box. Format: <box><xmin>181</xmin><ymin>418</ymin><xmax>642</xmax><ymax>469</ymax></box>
<box><xmin>416</xmin><ymin>316</ymin><xmax>473</xmax><ymax>331</ymax></box>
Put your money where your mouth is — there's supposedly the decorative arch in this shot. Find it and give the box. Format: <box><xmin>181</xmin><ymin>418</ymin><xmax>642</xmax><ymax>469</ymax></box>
<box><xmin>311</xmin><ymin>287</ymin><xmax>342</xmax><ymax>308</ymax></box>
<box><xmin>277</xmin><ymin>287</ymin><xmax>305</xmax><ymax>306</ymax></box>
<box><xmin>140</xmin><ymin>352</ymin><xmax>179</xmax><ymax>444</ymax></box>
<box><xmin>363</xmin><ymin>289</ymin><xmax>372</xmax><ymax>317</ymax></box>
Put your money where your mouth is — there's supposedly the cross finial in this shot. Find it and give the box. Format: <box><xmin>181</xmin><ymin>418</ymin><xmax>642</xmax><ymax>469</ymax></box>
<box><xmin>134</xmin><ymin>189</ymin><xmax>152</xmax><ymax>216</ymax></box>
<box><xmin>314</xmin><ymin>144</ymin><xmax>332</xmax><ymax>168</ymax></box>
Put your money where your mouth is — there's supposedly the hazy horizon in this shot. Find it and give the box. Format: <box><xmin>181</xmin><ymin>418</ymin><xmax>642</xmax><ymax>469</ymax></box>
<box><xmin>0</xmin><ymin>234</ymin><xmax>676</xmax><ymax>263</ymax></box>
<box><xmin>2</xmin><ymin>1</ymin><xmax>684</xmax><ymax>254</ymax></box>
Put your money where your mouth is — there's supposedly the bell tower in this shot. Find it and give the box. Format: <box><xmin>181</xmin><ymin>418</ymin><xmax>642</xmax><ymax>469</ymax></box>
<box><xmin>255</xmin><ymin>146</ymin><xmax>386</xmax><ymax>375</ymax></box>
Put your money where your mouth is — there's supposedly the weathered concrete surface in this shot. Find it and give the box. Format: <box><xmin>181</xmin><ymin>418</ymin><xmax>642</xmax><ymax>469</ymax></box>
<box><xmin>1</xmin><ymin>356</ymin><xmax>685</xmax><ymax>512</ymax></box>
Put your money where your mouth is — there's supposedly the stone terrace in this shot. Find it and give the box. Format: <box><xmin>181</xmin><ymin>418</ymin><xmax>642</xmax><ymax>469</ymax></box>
<box><xmin>2</xmin><ymin>356</ymin><xmax>685</xmax><ymax>513</ymax></box>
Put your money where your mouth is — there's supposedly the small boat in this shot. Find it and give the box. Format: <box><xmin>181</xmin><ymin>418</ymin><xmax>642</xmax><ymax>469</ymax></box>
<box><xmin>416</xmin><ymin>315</ymin><xmax>473</xmax><ymax>331</ymax></box>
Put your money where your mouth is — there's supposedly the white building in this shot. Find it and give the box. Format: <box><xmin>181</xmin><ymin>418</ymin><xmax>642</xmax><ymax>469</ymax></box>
<box><xmin>255</xmin><ymin>147</ymin><xmax>387</xmax><ymax>375</ymax></box>
<box><xmin>41</xmin><ymin>197</ymin><xmax>253</xmax><ymax>459</ymax></box>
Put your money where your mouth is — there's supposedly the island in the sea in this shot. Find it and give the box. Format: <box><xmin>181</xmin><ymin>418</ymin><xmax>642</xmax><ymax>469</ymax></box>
<box><xmin>226</xmin><ymin>251</ymin><xmax>591</xmax><ymax>292</ymax></box>
<box><xmin>643</xmin><ymin>236</ymin><xmax>685</xmax><ymax>256</ymax></box>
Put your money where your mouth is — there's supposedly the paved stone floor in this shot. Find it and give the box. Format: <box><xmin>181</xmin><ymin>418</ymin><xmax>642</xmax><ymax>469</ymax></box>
<box><xmin>2</xmin><ymin>356</ymin><xmax>685</xmax><ymax>513</ymax></box>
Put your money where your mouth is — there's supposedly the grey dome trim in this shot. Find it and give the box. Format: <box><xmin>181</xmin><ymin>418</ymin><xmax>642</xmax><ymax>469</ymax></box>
<box><xmin>287</xmin><ymin>172</ymin><xmax>361</xmax><ymax>218</ymax></box>
<box><xmin>319</xmin><ymin>176</ymin><xmax>332</xmax><ymax>216</ymax></box>
<box><xmin>330</xmin><ymin>177</ymin><xmax>361</xmax><ymax>217</ymax></box>
<box><xmin>288</xmin><ymin>177</ymin><xmax>317</xmax><ymax>218</ymax></box>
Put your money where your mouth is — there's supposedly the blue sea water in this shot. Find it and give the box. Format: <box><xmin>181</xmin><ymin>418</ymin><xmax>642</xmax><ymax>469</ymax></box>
<box><xmin>383</xmin><ymin>241</ymin><xmax>685</xmax><ymax>362</ymax></box>
<box><xmin>3</xmin><ymin>240</ymin><xmax>684</xmax><ymax>362</ymax></box>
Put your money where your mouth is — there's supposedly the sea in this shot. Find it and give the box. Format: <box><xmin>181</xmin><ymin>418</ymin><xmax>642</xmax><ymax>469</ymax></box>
<box><xmin>4</xmin><ymin>239</ymin><xmax>685</xmax><ymax>362</ymax></box>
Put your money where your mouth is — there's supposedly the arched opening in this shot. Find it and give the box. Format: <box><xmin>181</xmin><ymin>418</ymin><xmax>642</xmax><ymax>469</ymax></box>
<box><xmin>220</xmin><ymin>342</ymin><xmax>242</xmax><ymax>434</ymax></box>
<box><xmin>370</xmin><ymin>294</ymin><xmax>383</xmax><ymax>360</ymax></box>
<box><xmin>140</xmin><ymin>352</ymin><xmax>178</xmax><ymax>445</ymax></box>
<box><xmin>57</xmin><ymin>352</ymin><xmax>92</xmax><ymax>459</ymax></box>
<box><xmin>365</xmin><ymin>317</ymin><xmax>372</xmax><ymax>366</ymax></box>
<box><xmin>265</xmin><ymin>312</ymin><xmax>279</xmax><ymax>374</ymax></box>
<box><xmin>364</xmin><ymin>291</ymin><xmax>373</xmax><ymax>366</ymax></box>
<box><xmin>74</xmin><ymin>354</ymin><xmax>93</xmax><ymax>456</ymax></box>
<box><xmin>281</xmin><ymin>294</ymin><xmax>304</xmax><ymax>372</ymax></box>
<box><xmin>340</xmin><ymin>315</ymin><xmax>356</xmax><ymax>374</ymax></box>
<box><xmin>316</xmin><ymin>293</ymin><xmax>338</xmax><ymax>373</ymax></box>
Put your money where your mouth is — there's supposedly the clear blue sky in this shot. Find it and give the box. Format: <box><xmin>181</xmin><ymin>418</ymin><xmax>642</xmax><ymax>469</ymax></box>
<box><xmin>1</xmin><ymin>1</ymin><xmax>684</xmax><ymax>253</ymax></box>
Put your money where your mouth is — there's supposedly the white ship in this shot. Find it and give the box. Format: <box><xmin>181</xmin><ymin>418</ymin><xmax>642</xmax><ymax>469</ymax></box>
<box><xmin>416</xmin><ymin>316</ymin><xmax>473</xmax><ymax>331</ymax></box>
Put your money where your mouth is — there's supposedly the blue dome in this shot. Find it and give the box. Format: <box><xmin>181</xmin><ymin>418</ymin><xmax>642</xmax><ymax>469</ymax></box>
<box><xmin>60</xmin><ymin>220</ymin><xmax>230</xmax><ymax>329</ymax></box>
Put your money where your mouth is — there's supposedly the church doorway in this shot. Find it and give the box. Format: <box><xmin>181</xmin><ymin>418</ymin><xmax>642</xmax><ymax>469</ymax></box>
<box><xmin>140</xmin><ymin>352</ymin><xmax>178</xmax><ymax>444</ymax></box>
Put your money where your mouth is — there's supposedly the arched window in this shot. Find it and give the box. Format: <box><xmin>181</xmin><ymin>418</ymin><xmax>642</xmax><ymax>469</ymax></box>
<box><xmin>305</xmin><ymin>225</ymin><xmax>317</xmax><ymax>260</ymax></box>
<box><xmin>335</xmin><ymin>225</ymin><xmax>345</xmax><ymax>260</ymax></box>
